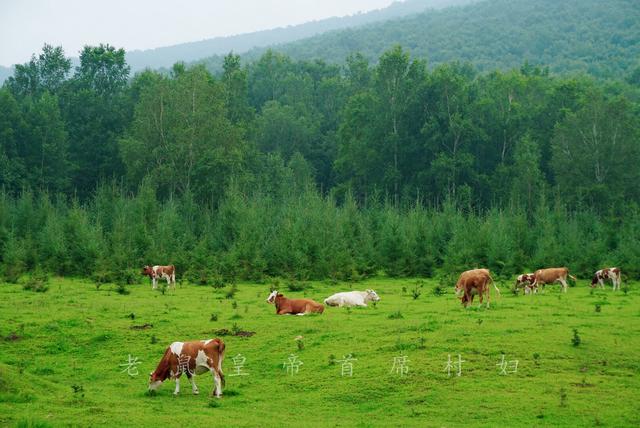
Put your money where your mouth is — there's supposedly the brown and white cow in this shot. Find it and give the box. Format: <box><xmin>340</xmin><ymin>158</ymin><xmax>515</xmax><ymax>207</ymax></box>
<box><xmin>515</xmin><ymin>273</ymin><xmax>537</xmax><ymax>294</ymax></box>
<box><xmin>531</xmin><ymin>267</ymin><xmax>576</xmax><ymax>293</ymax></box>
<box><xmin>454</xmin><ymin>268</ymin><xmax>500</xmax><ymax>308</ymax></box>
<box><xmin>142</xmin><ymin>265</ymin><xmax>176</xmax><ymax>289</ymax></box>
<box><xmin>591</xmin><ymin>267</ymin><xmax>621</xmax><ymax>290</ymax></box>
<box><xmin>266</xmin><ymin>290</ymin><xmax>324</xmax><ymax>315</ymax></box>
<box><xmin>149</xmin><ymin>339</ymin><xmax>225</xmax><ymax>397</ymax></box>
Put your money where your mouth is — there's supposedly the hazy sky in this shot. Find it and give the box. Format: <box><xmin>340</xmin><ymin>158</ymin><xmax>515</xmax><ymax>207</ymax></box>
<box><xmin>0</xmin><ymin>0</ymin><xmax>396</xmax><ymax>67</ymax></box>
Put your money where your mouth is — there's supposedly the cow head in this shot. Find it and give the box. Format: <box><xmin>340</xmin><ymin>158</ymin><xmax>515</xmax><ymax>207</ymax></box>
<box><xmin>590</xmin><ymin>275</ymin><xmax>599</xmax><ymax>287</ymax></box>
<box><xmin>266</xmin><ymin>290</ymin><xmax>279</xmax><ymax>304</ymax></box>
<box><xmin>454</xmin><ymin>283</ymin><xmax>465</xmax><ymax>298</ymax></box>
<box><xmin>148</xmin><ymin>371</ymin><xmax>164</xmax><ymax>391</ymax></box>
<box><xmin>365</xmin><ymin>289</ymin><xmax>380</xmax><ymax>302</ymax></box>
<box><xmin>142</xmin><ymin>266</ymin><xmax>154</xmax><ymax>277</ymax></box>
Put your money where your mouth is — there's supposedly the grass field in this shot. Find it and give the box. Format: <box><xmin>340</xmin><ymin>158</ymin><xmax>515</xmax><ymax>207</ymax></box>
<box><xmin>0</xmin><ymin>277</ymin><xmax>639</xmax><ymax>427</ymax></box>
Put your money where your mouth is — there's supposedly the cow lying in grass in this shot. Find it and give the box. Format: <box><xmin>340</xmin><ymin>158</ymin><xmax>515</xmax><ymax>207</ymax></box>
<box><xmin>324</xmin><ymin>289</ymin><xmax>380</xmax><ymax>307</ymax></box>
<box><xmin>148</xmin><ymin>339</ymin><xmax>225</xmax><ymax>397</ymax></box>
<box><xmin>266</xmin><ymin>291</ymin><xmax>324</xmax><ymax>315</ymax></box>
<box><xmin>455</xmin><ymin>268</ymin><xmax>500</xmax><ymax>308</ymax></box>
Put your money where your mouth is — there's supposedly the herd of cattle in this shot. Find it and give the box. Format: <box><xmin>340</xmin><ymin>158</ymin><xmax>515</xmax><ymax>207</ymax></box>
<box><xmin>142</xmin><ymin>264</ymin><xmax>622</xmax><ymax>396</ymax></box>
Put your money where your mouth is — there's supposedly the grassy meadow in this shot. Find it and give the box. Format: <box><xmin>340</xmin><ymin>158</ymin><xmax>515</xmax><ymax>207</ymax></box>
<box><xmin>0</xmin><ymin>277</ymin><xmax>639</xmax><ymax>427</ymax></box>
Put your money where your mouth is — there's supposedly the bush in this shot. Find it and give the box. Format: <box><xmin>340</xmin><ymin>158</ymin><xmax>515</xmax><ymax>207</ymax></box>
<box><xmin>23</xmin><ymin>271</ymin><xmax>49</xmax><ymax>293</ymax></box>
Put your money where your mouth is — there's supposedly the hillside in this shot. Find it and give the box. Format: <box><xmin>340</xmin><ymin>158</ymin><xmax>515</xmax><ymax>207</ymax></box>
<box><xmin>125</xmin><ymin>0</ymin><xmax>475</xmax><ymax>72</ymax></box>
<box><xmin>198</xmin><ymin>0</ymin><xmax>640</xmax><ymax>79</ymax></box>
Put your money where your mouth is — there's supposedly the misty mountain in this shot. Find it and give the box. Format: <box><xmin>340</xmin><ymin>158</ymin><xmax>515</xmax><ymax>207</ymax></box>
<box><xmin>198</xmin><ymin>0</ymin><xmax>640</xmax><ymax>79</ymax></box>
<box><xmin>124</xmin><ymin>0</ymin><xmax>475</xmax><ymax>71</ymax></box>
<box><xmin>0</xmin><ymin>66</ymin><xmax>13</xmax><ymax>83</ymax></box>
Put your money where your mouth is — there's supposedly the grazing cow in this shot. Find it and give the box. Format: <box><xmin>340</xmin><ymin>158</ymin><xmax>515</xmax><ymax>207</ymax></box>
<box><xmin>149</xmin><ymin>339</ymin><xmax>225</xmax><ymax>397</ymax></box>
<box><xmin>266</xmin><ymin>291</ymin><xmax>324</xmax><ymax>315</ymax></box>
<box><xmin>531</xmin><ymin>267</ymin><xmax>576</xmax><ymax>293</ymax></box>
<box><xmin>515</xmin><ymin>273</ymin><xmax>537</xmax><ymax>294</ymax></box>
<box><xmin>324</xmin><ymin>289</ymin><xmax>380</xmax><ymax>307</ymax></box>
<box><xmin>591</xmin><ymin>267</ymin><xmax>621</xmax><ymax>290</ymax></box>
<box><xmin>455</xmin><ymin>268</ymin><xmax>500</xmax><ymax>308</ymax></box>
<box><xmin>142</xmin><ymin>265</ymin><xmax>176</xmax><ymax>289</ymax></box>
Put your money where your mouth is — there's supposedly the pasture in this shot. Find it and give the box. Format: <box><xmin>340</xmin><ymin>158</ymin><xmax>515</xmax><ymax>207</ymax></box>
<box><xmin>1</xmin><ymin>277</ymin><xmax>639</xmax><ymax>427</ymax></box>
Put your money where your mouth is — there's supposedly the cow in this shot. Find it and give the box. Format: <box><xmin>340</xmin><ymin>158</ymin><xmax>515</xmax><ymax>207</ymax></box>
<box><xmin>266</xmin><ymin>290</ymin><xmax>324</xmax><ymax>315</ymax></box>
<box><xmin>148</xmin><ymin>339</ymin><xmax>225</xmax><ymax>397</ymax></box>
<box><xmin>324</xmin><ymin>289</ymin><xmax>380</xmax><ymax>307</ymax></box>
<box><xmin>142</xmin><ymin>265</ymin><xmax>176</xmax><ymax>289</ymax></box>
<box><xmin>531</xmin><ymin>267</ymin><xmax>576</xmax><ymax>293</ymax></box>
<box><xmin>515</xmin><ymin>273</ymin><xmax>537</xmax><ymax>294</ymax></box>
<box><xmin>454</xmin><ymin>268</ymin><xmax>500</xmax><ymax>308</ymax></box>
<box><xmin>591</xmin><ymin>267</ymin><xmax>621</xmax><ymax>290</ymax></box>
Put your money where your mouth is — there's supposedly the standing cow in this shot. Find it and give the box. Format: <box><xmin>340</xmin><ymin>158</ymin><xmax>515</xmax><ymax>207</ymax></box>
<box><xmin>455</xmin><ymin>268</ymin><xmax>500</xmax><ymax>308</ymax></box>
<box><xmin>515</xmin><ymin>273</ymin><xmax>537</xmax><ymax>294</ymax></box>
<box><xmin>324</xmin><ymin>289</ymin><xmax>380</xmax><ymax>307</ymax></box>
<box><xmin>142</xmin><ymin>265</ymin><xmax>176</xmax><ymax>289</ymax></box>
<box><xmin>591</xmin><ymin>267</ymin><xmax>621</xmax><ymax>290</ymax></box>
<box><xmin>531</xmin><ymin>267</ymin><xmax>576</xmax><ymax>293</ymax></box>
<box><xmin>149</xmin><ymin>339</ymin><xmax>225</xmax><ymax>397</ymax></box>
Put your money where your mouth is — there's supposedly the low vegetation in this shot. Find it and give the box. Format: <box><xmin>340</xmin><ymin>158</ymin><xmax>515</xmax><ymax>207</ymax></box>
<box><xmin>0</xmin><ymin>278</ymin><xmax>637</xmax><ymax>426</ymax></box>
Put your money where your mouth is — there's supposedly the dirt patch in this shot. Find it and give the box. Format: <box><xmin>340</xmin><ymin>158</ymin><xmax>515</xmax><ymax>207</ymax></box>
<box><xmin>130</xmin><ymin>323</ymin><xmax>153</xmax><ymax>330</ymax></box>
<box><xmin>213</xmin><ymin>328</ymin><xmax>255</xmax><ymax>337</ymax></box>
<box><xmin>4</xmin><ymin>332</ymin><xmax>21</xmax><ymax>341</ymax></box>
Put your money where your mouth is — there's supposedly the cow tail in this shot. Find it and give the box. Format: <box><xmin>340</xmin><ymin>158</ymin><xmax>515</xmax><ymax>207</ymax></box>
<box><xmin>171</xmin><ymin>265</ymin><xmax>176</xmax><ymax>286</ymax></box>
<box><xmin>490</xmin><ymin>275</ymin><xmax>501</xmax><ymax>296</ymax></box>
<box><xmin>217</xmin><ymin>340</ymin><xmax>225</xmax><ymax>388</ymax></box>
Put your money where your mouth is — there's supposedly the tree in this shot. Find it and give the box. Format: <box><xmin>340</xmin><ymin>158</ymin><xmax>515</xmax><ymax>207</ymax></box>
<box><xmin>552</xmin><ymin>91</ymin><xmax>640</xmax><ymax>210</ymax></box>
<box><xmin>5</xmin><ymin>44</ymin><xmax>71</xmax><ymax>98</ymax></box>
<box><xmin>22</xmin><ymin>93</ymin><xmax>70</xmax><ymax>193</ymax></box>
<box><xmin>120</xmin><ymin>65</ymin><xmax>246</xmax><ymax>204</ymax></box>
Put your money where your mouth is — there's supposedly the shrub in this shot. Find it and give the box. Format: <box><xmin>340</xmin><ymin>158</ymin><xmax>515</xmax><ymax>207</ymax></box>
<box><xmin>388</xmin><ymin>310</ymin><xmax>403</xmax><ymax>319</ymax></box>
<box><xmin>23</xmin><ymin>271</ymin><xmax>49</xmax><ymax>293</ymax></box>
<box><xmin>226</xmin><ymin>284</ymin><xmax>238</xmax><ymax>299</ymax></box>
<box><xmin>571</xmin><ymin>329</ymin><xmax>581</xmax><ymax>347</ymax></box>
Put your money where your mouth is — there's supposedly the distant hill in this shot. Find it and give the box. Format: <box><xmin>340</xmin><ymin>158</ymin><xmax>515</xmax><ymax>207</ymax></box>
<box><xmin>198</xmin><ymin>0</ymin><xmax>640</xmax><ymax>80</ymax></box>
<box><xmin>0</xmin><ymin>66</ymin><xmax>12</xmax><ymax>83</ymax></box>
<box><xmin>124</xmin><ymin>0</ymin><xmax>475</xmax><ymax>72</ymax></box>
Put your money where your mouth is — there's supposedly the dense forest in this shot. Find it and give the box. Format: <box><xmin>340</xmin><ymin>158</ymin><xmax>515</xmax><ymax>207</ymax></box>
<box><xmin>200</xmin><ymin>0</ymin><xmax>640</xmax><ymax>81</ymax></box>
<box><xmin>1</xmin><ymin>36</ymin><xmax>640</xmax><ymax>284</ymax></box>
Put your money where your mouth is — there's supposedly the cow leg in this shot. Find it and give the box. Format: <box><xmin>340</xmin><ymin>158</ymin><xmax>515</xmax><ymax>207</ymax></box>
<box><xmin>560</xmin><ymin>279</ymin><xmax>568</xmax><ymax>292</ymax></box>
<box><xmin>296</xmin><ymin>312</ymin><xmax>306</xmax><ymax>316</ymax></box>
<box><xmin>212</xmin><ymin>369</ymin><xmax>222</xmax><ymax>398</ymax></box>
<box><xmin>174</xmin><ymin>376</ymin><xmax>180</xmax><ymax>395</ymax></box>
<box><xmin>165</xmin><ymin>274</ymin><xmax>171</xmax><ymax>287</ymax></box>
<box><xmin>598</xmin><ymin>278</ymin><xmax>605</xmax><ymax>289</ymax></box>
<box><xmin>187</xmin><ymin>373</ymin><xmax>199</xmax><ymax>395</ymax></box>
<box><xmin>152</xmin><ymin>277</ymin><xmax>157</xmax><ymax>290</ymax></box>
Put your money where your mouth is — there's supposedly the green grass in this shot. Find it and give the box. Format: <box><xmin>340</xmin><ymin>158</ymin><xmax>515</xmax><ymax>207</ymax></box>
<box><xmin>0</xmin><ymin>278</ymin><xmax>639</xmax><ymax>427</ymax></box>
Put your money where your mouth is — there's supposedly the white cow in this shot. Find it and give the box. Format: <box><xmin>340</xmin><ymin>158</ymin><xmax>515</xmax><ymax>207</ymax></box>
<box><xmin>324</xmin><ymin>289</ymin><xmax>380</xmax><ymax>307</ymax></box>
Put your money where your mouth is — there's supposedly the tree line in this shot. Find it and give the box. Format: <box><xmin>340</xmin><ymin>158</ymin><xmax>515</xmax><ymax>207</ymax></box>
<box><xmin>1</xmin><ymin>43</ymin><xmax>639</xmax><ymax>282</ymax></box>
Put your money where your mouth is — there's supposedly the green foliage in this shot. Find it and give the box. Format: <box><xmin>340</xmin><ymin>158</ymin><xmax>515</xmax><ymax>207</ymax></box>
<box><xmin>22</xmin><ymin>270</ymin><xmax>49</xmax><ymax>293</ymax></box>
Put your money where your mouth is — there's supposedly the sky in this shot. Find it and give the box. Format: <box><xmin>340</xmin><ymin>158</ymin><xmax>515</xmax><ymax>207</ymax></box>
<box><xmin>0</xmin><ymin>0</ymin><xmax>396</xmax><ymax>67</ymax></box>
